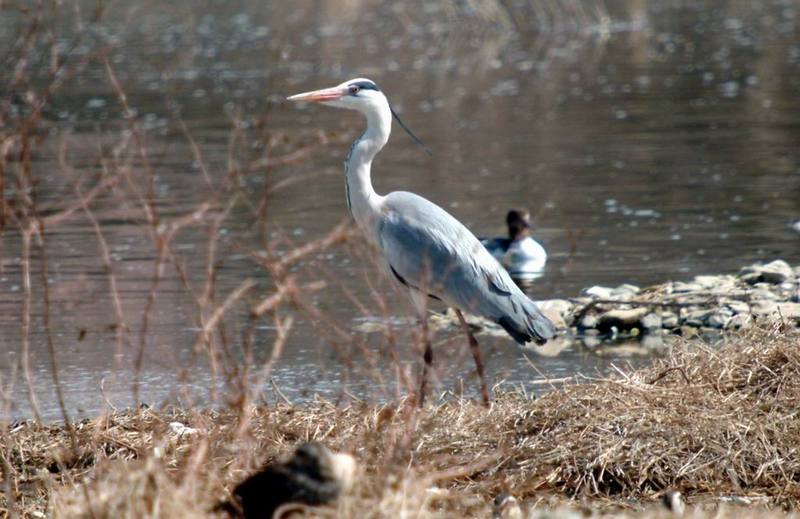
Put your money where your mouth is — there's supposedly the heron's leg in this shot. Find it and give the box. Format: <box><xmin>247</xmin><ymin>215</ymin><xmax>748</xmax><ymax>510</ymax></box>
<box><xmin>455</xmin><ymin>309</ymin><xmax>490</xmax><ymax>407</ymax></box>
<box><xmin>418</xmin><ymin>315</ymin><xmax>433</xmax><ymax>407</ymax></box>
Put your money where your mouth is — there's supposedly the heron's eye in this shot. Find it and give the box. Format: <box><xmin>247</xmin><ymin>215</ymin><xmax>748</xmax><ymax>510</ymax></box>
<box><xmin>349</xmin><ymin>85</ymin><xmax>360</xmax><ymax>95</ymax></box>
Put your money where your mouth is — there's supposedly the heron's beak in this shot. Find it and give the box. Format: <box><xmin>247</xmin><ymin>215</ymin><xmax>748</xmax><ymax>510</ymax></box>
<box><xmin>286</xmin><ymin>86</ymin><xmax>345</xmax><ymax>103</ymax></box>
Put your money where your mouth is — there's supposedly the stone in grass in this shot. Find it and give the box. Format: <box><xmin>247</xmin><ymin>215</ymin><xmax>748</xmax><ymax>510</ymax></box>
<box><xmin>740</xmin><ymin>260</ymin><xmax>794</xmax><ymax>285</ymax></box>
<box><xmin>727</xmin><ymin>313</ymin><xmax>752</xmax><ymax>329</ymax></box>
<box><xmin>220</xmin><ymin>442</ymin><xmax>356</xmax><ymax>519</ymax></box>
<box><xmin>725</xmin><ymin>300</ymin><xmax>750</xmax><ymax>314</ymax></box>
<box><xmin>706</xmin><ymin>309</ymin><xmax>734</xmax><ymax>329</ymax></box>
<box><xmin>752</xmin><ymin>302</ymin><xmax>800</xmax><ymax>320</ymax></box>
<box><xmin>683</xmin><ymin>309</ymin><xmax>712</xmax><ymax>327</ymax></box>
<box><xmin>596</xmin><ymin>307</ymin><xmax>649</xmax><ymax>332</ymax></box>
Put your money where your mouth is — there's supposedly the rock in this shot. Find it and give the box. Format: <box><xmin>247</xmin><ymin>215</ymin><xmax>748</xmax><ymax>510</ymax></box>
<box><xmin>537</xmin><ymin>299</ymin><xmax>573</xmax><ymax>316</ymax></box>
<box><xmin>168</xmin><ymin>422</ymin><xmax>199</xmax><ymax>438</ymax></box>
<box><xmin>672</xmin><ymin>281</ymin><xmax>702</xmax><ymax>293</ymax></box>
<box><xmin>493</xmin><ymin>493</ymin><xmax>523</xmax><ymax>519</ymax></box>
<box><xmin>596</xmin><ymin>307</ymin><xmax>649</xmax><ymax>332</ymax></box>
<box><xmin>693</xmin><ymin>275</ymin><xmax>721</xmax><ymax>288</ymax></box>
<box><xmin>641</xmin><ymin>333</ymin><xmax>665</xmax><ymax>351</ymax></box>
<box><xmin>706</xmin><ymin>309</ymin><xmax>734</xmax><ymax>329</ymax></box>
<box><xmin>579</xmin><ymin>314</ymin><xmax>599</xmax><ymax>329</ymax></box>
<box><xmin>750</xmin><ymin>287</ymin><xmax>779</xmax><ymax>300</ymax></box>
<box><xmin>679</xmin><ymin>326</ymin><xmax>699</xmax><ymax>339</ymax></box>
<box><xmin>750</xmin><ymin>301</ymin><xmax>800</xmax><ymax>319</ymax></box>
<box><xmin>583</xmin><ymin>285</ymin><xmax>613</xmax><ymax>299</ymax></box>
<box><xmin>536</xmin><ymin>299</ymin><xmax>572</xmax><ymax>329</ymax></box>
<box><xmin>661</xmin><ymin>311</ymin><xmax>680</xmax><ymax>329</ymax></box>
<box><xmin>699</xmin><ymin>327</ymin><xmax>723</xmax><ymax>342</ymax></box>
<box><xmin>529</xmin><ymin>508</ymin><xmax>582</xmax><ymax>519</ymax></box>
<box><xmin>662</xmin><ymin>490</ymin><xmax>686</xmax><ymax>515</ymax></box>
<box><xmin>775</xmin><ymin>303</ymin><xmax>800</xmax><ymax>320</ymax></box>
<box><xmin>222</xmin><ymin>442</ymin><xmax>356</xmax><ymax>519</ymax></box>
<box><xmin>684</xmin><ymin>309</ymin><xmax>712</xmax><ymax>327</ymax></box>
<box><xmin>727</xmin><ymin>313</ymin><xmax>752</xmax><ymax>329</ymax></box>
<box><xmin>581</xmin><ymin>335</ymin><xmax>601</xmax><ymax>349</ymax></box>
<box><xmin>724</xmin><ymin>300</ymin><xmax>750</xmax><ymax>314</ymax></box>
<box><xmin>751</xmin><ymin>300</ymin><xmax>778</xmax><ymax>316</ymax></box>
<box><xmin>740</xmin><ymin>260</ymin><xmax>794</xmax><ymax>285</ymax></box>
<box><xmin>692</xmin><ymin>275</ymin><xmax>737</xmax><ymax>293</ymax></box>
<box><xmin>523</xmin><ymin>336</ymin><xmax>572</xmax><ymax>357</ymax></box>
<box><xmin>641</xmin><ymin>313</ymin><xmax>662</xmax><ymax>331</ymax></box>
<box><xmin>610</xmin><ymin>284</ymin><xmax>640</xmax><ymax>300</ymax></box>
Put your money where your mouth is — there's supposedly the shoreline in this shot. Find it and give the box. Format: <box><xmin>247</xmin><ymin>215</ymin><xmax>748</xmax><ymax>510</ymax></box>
<box><xmin>6</xmin><ymin>322</ymin><xmax>800</xmax><ymax>517</ymax></box>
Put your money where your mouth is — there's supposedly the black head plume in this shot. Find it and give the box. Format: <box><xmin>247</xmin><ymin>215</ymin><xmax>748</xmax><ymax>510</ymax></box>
<box><xmin>390</xmin><ymin>107</ymin><xmax>432</xmax><ymax>156</ymax></box>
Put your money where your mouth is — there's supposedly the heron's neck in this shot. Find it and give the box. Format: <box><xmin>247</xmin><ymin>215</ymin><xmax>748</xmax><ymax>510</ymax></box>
<box><xmin>345</xmin><ymin>107</ymin><xmax>390</xmax><ymax>238</ymax></box>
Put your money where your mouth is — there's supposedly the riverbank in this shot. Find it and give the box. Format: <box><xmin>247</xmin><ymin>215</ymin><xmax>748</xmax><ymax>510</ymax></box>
<box><xmin>4</xmin><ymin>324</ymin><xmax>799</xmax><ymax>517</ymax></box>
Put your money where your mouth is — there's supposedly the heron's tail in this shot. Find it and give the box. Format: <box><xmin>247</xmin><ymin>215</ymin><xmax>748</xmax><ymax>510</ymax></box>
<box><xmin>497</xmin><ymin>296</ymin><xmax>556</xmax><ymax>345</ymax></box>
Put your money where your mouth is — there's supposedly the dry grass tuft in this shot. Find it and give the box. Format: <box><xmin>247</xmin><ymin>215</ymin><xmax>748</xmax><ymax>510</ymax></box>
<box><xmin>3</xmin><ymin>326</ymin><xmax>800</xmax><ymax>517</ymax></box>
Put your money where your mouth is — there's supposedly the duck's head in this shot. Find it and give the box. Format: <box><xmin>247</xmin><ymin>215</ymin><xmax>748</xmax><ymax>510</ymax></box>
<box><xmin>506</xmin><ymin>209</ymin><xmax>531</xmax><ymax>240</ymax></box>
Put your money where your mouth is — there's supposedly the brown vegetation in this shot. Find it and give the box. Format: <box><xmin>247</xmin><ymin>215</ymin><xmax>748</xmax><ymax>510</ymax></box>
<box><xmin>0</xmin><ymin>324</ymin><xmax>797</xmax><ymax>517</ymax></box>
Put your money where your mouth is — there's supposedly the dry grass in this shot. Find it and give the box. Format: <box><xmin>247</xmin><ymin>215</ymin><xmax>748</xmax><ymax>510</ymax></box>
<box><xmin>1</xmin><ymin>324</ymin><xmax>798</xmax><ymax>517</ymax></box>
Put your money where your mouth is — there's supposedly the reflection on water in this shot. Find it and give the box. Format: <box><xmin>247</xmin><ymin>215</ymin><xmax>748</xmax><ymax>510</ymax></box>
<box><xmin>1</xmin><ymin>1</ymin><xmax>799</xmax><ymax>419</ymax></box>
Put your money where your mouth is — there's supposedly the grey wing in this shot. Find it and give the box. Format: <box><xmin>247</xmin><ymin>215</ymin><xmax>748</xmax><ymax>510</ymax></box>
<box><xmin>378</xmin><ymin>192</ymin><xmax>555</xmax><ymax>345</ymax></box>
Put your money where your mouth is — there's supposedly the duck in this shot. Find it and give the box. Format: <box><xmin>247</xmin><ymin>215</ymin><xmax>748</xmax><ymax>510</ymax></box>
<box><xmin>482</xmin><ymin>209</ymin><xmax>547</xmax><ymax>279</ymax></box>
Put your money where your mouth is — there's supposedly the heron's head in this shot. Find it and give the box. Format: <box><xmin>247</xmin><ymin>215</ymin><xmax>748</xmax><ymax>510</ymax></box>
<box><xmin>287</xmin><ymin>78</ymin><xmax>432</xmax><ymax>155</ymax></box>
<box><xmin>287</xmin><ymin>78</ymin><xmax>387</xmax><ymax>115</ymax></box>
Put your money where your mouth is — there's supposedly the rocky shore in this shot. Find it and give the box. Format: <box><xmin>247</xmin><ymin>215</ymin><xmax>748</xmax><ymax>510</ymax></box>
<box><xmin>430</xmin><ymin>260</ymin><xmax>800</xmax><ymax>350</ymax></box>
<box><xmin>543</xmin><ymin>259</ymin><xmax>799</xmax><ymax>337</ymax></box>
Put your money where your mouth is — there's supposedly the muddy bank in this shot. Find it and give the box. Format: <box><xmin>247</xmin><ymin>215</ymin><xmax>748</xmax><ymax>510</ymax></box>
<box><xmin>4</xmin><ymin>325</ymin><xmax>799</xmax><ymax>518</ymax></box>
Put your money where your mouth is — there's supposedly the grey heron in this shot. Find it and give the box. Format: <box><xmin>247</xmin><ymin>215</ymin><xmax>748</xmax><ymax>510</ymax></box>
<box><xmin>481</xmin><ymin>208</ymin><xmax>547</xmax><ymax>279</ymax></box>
<box><xmin>287</xmin><ymin>78</ymin><xmax>555</xmax><ymax>406</ymax></box>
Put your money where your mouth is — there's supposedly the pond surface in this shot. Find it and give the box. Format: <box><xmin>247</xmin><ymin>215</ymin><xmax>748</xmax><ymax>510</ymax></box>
<box><xmin>1</xmin><ymin>1</ymin><xmax>799</xmax><ymax>420</ymax></box>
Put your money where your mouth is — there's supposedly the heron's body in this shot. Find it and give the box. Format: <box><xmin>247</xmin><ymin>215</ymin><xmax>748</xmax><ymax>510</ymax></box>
<box><xmin>288</xmin><ymin>78</ymin><xmax>555</xmax><ymax>403</ymax></box>
<box><xmin>379</xmin><ymin>192</ymin><xmax>552</xmax><ymax>343</ymax></box>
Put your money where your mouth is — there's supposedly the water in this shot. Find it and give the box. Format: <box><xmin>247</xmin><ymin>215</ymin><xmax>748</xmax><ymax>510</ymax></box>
<box><xmin>1</xmin><ymin>1</ymin><xmax>799</xmax><ymax>420</ymax></box>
